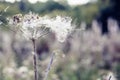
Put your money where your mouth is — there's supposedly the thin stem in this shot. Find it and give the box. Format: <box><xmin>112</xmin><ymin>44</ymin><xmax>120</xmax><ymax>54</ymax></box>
<box><xmin>38</xmin><ymin>31</ymin><xmax>49</xmax><ymax>39</ymax></box>
<box><xmin>44</xmin><ymin>53</ymin><xmax>55</xmax><ymax>80</ymax></box>
<box><xmin>108</xmin><ymin>76</ymin><xmax>111</xmax><ymax>80</ymax></box>
<box><xmin>32</xmin><ymin>38</ymin><xmax>38</xmax><ymax>80</ymax></box>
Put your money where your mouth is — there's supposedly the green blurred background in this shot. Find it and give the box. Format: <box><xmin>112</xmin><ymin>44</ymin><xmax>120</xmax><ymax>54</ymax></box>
<box><xmin>0</xmin><ymin>0</ymin><xmax>109</xmax><ymax>26</ymax></box>
<box><xmin>0</xmin><ymin>0</ymin><xmax>120</xmax><ymax>80</ymax></box>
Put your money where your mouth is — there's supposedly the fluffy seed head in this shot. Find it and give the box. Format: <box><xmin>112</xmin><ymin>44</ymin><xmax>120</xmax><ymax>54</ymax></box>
<box><xmin>8</xmin><ymin>12</ymin><xmax>74</xmax><ymax>42</ymax></box>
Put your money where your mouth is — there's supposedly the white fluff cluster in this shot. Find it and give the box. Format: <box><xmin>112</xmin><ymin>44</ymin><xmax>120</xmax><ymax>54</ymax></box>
<box><xmin>8</xmin><ymin>12</ymin><xmax>73</xmax><ymax>42</ymax></box>
<box><xmin>8</xmin><ymin>14</ymin><xmax>23</xmax><ymax>31</ymax></box>
<box><xmin>20</xmin><ymin>12</ymin><xmax>45</xmax><ymax>40</ymax></box>
<box><xmin>46</xmin><ymin>16</ymin><xmax>73</xmax><ymax>42</ymax></box>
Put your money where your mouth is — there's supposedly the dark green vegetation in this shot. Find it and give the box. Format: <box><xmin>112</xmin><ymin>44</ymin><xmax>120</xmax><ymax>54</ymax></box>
<box><xmin>0</xmin><ymin>0</ymin><xmax>110</xmax><ymax>27</ymax></box>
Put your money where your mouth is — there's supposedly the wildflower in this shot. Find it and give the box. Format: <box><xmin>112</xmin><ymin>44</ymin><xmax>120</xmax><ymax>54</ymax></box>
<box><xmin>20</xmin><ymin>12</ymin><xmax>42</xmax><ymax>39</ymax></box>
<box><xmin>7</xmin><ymin>14</ymin><xmax>23</xmax><ymax>31</ymax></box>
<box><xmin>8</xmin><ymin>12</ymin><xmax>48</xmax><ymax>40</ymax></box>
<box><xmin>7</xmin><ymin>12</ymin><xmax>74</xmax><ymax>80</ymax></box>
<box><xmin>8</xmin><ymin>13</ymin><xmax>74</xmax><ymax>42</ymax></box>
<box><xmin>47</xmin><ymin>16</ymin><xmax>73</xmax><ymax>42</ymax></box>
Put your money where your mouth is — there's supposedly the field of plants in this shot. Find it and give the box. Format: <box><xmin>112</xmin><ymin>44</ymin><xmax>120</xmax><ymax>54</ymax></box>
<box><xmin>0</xmin><ymin>0</ymin><xmax>120</xmax><ymax>80</ymax></box>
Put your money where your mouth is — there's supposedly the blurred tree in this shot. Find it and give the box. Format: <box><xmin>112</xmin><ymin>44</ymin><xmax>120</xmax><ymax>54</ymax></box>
<box><xmin>19</xmin><ymin>1</ymin><xmax>26</xmax><ymax>12</ymax></box>
<box><xmin>19</xmin><ymin>0</ymin><xmax>34</xmax><ymax>13</ymax></box>
<box><xmin>44</xmin><ymin>1</ymin><xmax>67</xmax><ymax>12</ymax></box>
<box><xmin>80</xmin><ymin>4</ymin><xmax>99</xmax><ymax>26</ymax></box>
<box><xmin>72</xmin><ymin>7</ymin><xmax>82</xmax><ymax>27</ymax></box>
<box><xmin>98</xmin><ymin>0</ymin><xmax>120</xmax><ymax>34</ymax></box>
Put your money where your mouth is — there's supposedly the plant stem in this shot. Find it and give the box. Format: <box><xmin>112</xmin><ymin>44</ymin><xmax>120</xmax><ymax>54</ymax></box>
<box><xmin>44</xmin><ymin>53</ymin><xmax>55</xmax><ymax>80</ymax></box>
<box><xmin>32</xmin><ymin>38</ymin><xmax>38</xmax><ymax>80</ymax></box>
<box><xmin>108</xmin><ymin>76</ymin><xmax>111</xmax><ymax>80</ymax></box>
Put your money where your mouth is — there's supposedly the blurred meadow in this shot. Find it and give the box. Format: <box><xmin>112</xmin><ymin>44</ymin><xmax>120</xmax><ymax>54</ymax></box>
<box><xmin>0</xmin><ymin>0</ymin><xmax>120</xmax><ymax>80</ymax></box>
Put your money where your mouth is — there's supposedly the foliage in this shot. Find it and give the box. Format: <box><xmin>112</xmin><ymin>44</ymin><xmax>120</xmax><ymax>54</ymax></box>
<box><xmin>0</xmin><ymin>0</ymin><xmax>109</xmax><ymax>27</ymax></box>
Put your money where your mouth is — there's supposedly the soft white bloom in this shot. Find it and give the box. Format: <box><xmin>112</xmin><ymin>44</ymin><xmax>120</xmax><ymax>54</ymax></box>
<box><xmin>7</xmin><ymin>14</ymin><xmax>23</xmax><ymax>32</ymax></box>
<box><xmin>47</xmin><ymin>16</ymin><xmax>73</xmax><ymax>42</ymax></box>
<box><xmin>8</xmin><ymin>12</ymin><xmax>49</xmax><ymax>39</ymax></box>
<box><xmin>22</xmin><ymin>12</ymin><xmax>40</xmax><ymax>29</ymax></box>
<box><xmin>20</xmin><ymin>12</ymin><xmax>42</xmax><ymax>39</ymax></box>
<box><xmin>8</xmin><ymin>12</ymin><xmax>74</xmax><ymax>42</ymax></box>
<box><xmin>8</xmin><ymin>14</ymin><xmax>22</xmax><ymax>26</ymax></box>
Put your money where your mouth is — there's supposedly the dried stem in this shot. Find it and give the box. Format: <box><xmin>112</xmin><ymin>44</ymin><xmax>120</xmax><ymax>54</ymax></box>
<box><xmin>44</xmin><ymin>53</ymin><xmax>55</xmax><ymax>80</ymax></box>
<box><xmin>32</xmin><ymin>38</ymin><xmax>38</xmax><ymax>80</ymax></box>
<box><xmin>108</xmin><ymin>76</ymin><xmax>111</xmax><ymax>80</ymax></box>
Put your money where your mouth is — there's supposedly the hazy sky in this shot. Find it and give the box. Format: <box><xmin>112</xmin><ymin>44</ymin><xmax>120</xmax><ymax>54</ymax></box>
<box><xmin>5</xmin><ymin>0</ymin><xmax>92</xmax><ymax>5</ymax></box>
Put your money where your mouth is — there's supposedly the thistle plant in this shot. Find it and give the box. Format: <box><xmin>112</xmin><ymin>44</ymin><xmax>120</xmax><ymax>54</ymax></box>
<box><xmin>7</xmin><ymin>12</ymin><xmax>74</xmax><ymax>80</ymax></box>
<box><xmin>46</xmin><ymin>16</ymin><xmax>73</xmax><ymax>42</ymax></box>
